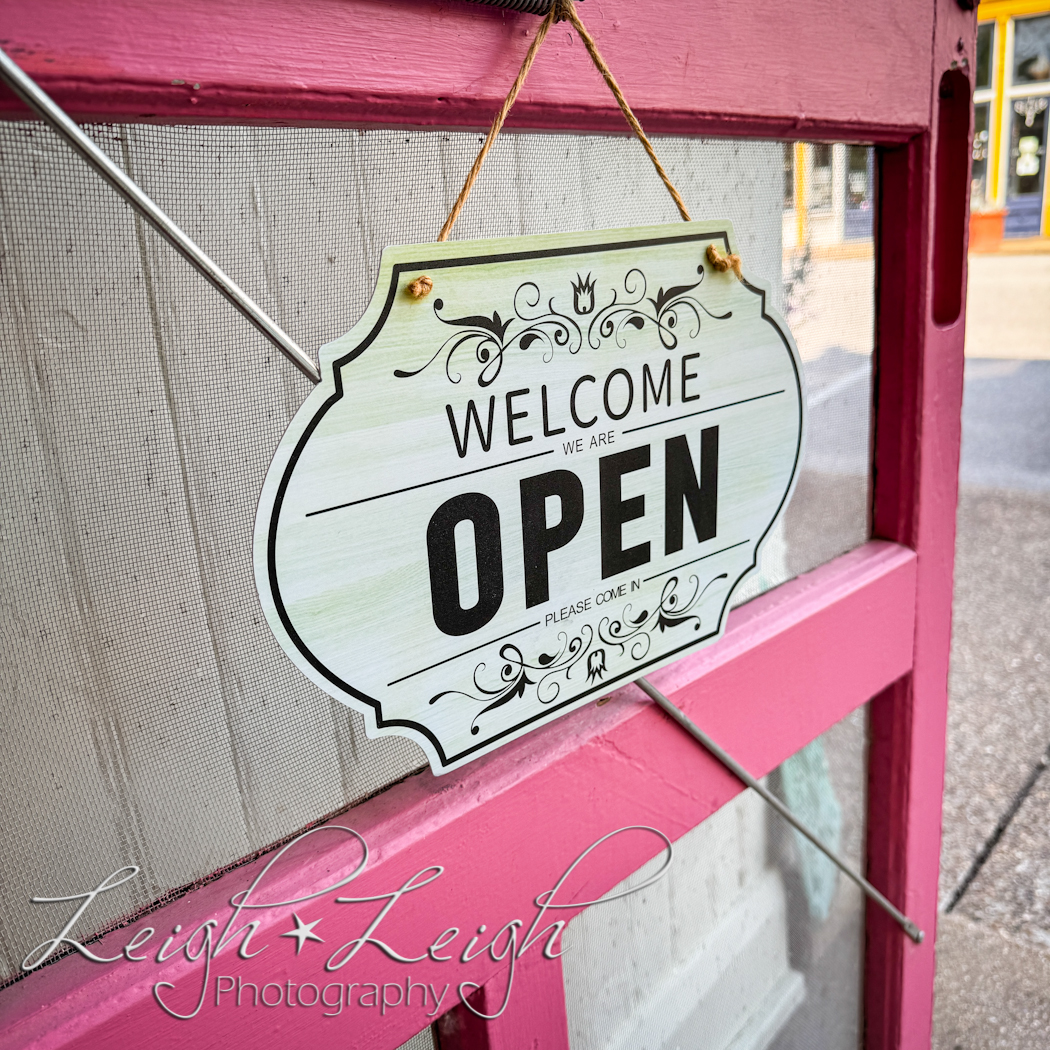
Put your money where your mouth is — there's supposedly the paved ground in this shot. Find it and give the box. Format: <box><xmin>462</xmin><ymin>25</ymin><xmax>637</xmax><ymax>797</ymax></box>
<box><xmin>933</xmin><ymin>913</ymin><xmax>1050</xmax><ymax>1049</ymax></box>
<box><xmin>965</xmin><ymin>255</ymin><xmax>1050</xmax><ymax>361</ymax></box>
<box><xmin>957</xmin><ymin>360</ymin><xmax>1050</xmax><ymax>491</ymax></box>
<box><xmin>933</xmin><ymin>358</ymin><xmax>1050</xmax><ymax>1048</ymax></box>
<box><xmin>938</xmin><ymin>484</ymin><xmax>1050</xmax><ymax>909</ymax></box>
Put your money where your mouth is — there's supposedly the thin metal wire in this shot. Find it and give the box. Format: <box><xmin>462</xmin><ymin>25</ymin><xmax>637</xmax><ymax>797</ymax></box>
<box><xmin>0</xmin><ymin>46</ymin><xmax>321</xmax><ymax>384</ymax></box>
<box><xmin>635</xmin><ymin>676</ymin><xmax>925</xmax><ymax>944</ymax></box>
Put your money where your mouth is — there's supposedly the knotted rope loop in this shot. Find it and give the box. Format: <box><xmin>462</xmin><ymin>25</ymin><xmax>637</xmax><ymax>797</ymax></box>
<box><xmin>553</xmin><ymin>0</ymin><xmax>691</xmax><ymax>223</ymax></box>
<box><xmin>406</xmin><ymin>275</ymin><xmax>434</xmax><ymax>299</ymax></box>
<box><xmin>436</xmin><ymin>3</ymin><xmax>559</xmax><ymax>243</ymax></box>
<box><xmin>706</xmin><ymin>243</ymin><xmax>743</xmax><ymax>281</ymax></box>
<box><xmin>437</xmin><ymin>0</ymin><xmax>692</xmax><ymax>245</ymax></box>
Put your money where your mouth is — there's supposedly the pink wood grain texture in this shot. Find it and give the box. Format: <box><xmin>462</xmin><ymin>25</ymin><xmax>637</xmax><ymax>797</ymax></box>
<box><xmin>865</xmin><ymin>1</ymin><xmax>973</xmax><ymax>1046</ymax></box>
<box><xmin>0</xmin><ymin>541</ymin><xmax>916</xmax><ymax>1050</ymax></box>
<box><xmin>0</xmin><ymin>0</ymin><xmax>931</xmax><ymax>137</ymax></box>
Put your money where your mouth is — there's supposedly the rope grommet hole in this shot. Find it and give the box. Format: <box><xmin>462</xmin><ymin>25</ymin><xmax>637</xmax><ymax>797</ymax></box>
<box><xmin>706</xmin><ymin>243</ymin><xmax>743</xmax><ymax>281</ymax></box>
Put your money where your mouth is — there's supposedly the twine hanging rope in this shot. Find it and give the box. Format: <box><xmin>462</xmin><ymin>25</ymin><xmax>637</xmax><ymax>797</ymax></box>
<box><xmin>435</xmin><ymin>0</ymin><xmax>691</xmax><ymax>246</ymax></box>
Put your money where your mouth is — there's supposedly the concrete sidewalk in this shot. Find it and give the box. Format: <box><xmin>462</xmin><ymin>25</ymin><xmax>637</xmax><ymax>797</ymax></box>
<box><xmin>933</xmin><ymin>356</ymin><xmax>1050</xmax><ymax>1048</ymax></box>
<box><xmin>934</xmin><ymin>912</ymin><xmax>1050</xmax><ymax>1049</ymax></box>
<box><xmin>965</xmin><ymin>255</ymin><xmax>1050</xmax><ymax>361</ymax></box>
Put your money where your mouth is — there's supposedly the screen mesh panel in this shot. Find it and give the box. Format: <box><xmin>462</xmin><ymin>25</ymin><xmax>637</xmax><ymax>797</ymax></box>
<box><xmin>0</xmin><ymin>123</ymin><xmax>873</xmax><ymax>987</ymax></box>
<box><xmin>561</xmin><ymin>706</ymin><xmax>869</xmax><ymax>1050</ymax></box>
<box><xmin>398</xmin><ymin>1026</ymin><xmax>439</xmax><ymax>1050</ymax></box>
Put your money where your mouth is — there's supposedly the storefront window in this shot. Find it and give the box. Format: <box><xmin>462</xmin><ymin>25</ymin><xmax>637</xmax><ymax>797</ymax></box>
<box><xmin>976</xmin><ymin>22</ymin><xmax>995</xmax><ymax>91</ymax></box>
<box><xmin>844</xmin><ymin>145</ymin><xmax>873</xmax><ymax>240</ymax></box>
<box><xmin>1005</xmin><ymin>98</ymin><xmax>1048</xmax><ymax>235</ymax></box>
<box><xmin>1013</xmin><ymin>14</ymin><xmax>1050</xmax><ymax>85</ymax></box>
<box><xmin>972</xmin><ymin>102</ymin><xmax>990</xmax><ymax>207</ymax></box>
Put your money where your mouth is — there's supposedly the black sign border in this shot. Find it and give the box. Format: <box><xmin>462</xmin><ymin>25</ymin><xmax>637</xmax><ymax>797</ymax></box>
<box><xmin>266</xmin><ymin>230</ymin><xmax>803</xmax><ymax>768</ymax></box>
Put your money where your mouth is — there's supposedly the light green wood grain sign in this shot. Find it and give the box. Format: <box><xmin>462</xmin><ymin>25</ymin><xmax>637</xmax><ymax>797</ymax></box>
<box><xmin>254</xmin><ymin>222</ymin><xmax>804</xmax><ymax>774</ymax></box>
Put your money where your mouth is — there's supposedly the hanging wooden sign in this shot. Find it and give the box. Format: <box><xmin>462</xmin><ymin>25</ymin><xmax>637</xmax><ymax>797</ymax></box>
<box><xmin>254</xmin><ymin>221</ymin><xmax>804</xmax><ymax>774</ymax></box>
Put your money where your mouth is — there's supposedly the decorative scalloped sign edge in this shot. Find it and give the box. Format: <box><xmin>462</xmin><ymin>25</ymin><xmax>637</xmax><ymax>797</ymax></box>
<box><xmin>254</xmin><ymin>222</ymin><xmax>804</xmax><ymax>774</ymax></box>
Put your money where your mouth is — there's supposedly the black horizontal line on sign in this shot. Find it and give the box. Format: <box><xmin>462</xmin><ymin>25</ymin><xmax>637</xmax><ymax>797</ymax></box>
<box><xmin>388</xmin><ymin>620</ymin><xmax>543</xmax><ymax>686</ymax></box>
<box><xmin>307</xmin><ymin>449</ymin><xmax>555</xmax><ymax>517</ymax></box>
<box><xmin>621</xmin><ymin>390</ymin><xmax>786</xmax><ymax>436</ymax></box>
<box><xmin>643</xmin><ymin>539</ymin><xmax>750</xmax><ymax>583</ymax></box>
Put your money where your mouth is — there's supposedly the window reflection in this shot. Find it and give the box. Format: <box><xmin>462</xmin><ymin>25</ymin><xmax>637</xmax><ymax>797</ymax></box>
<box><xmin>846</xmin><ymin>146</ymin><xmax>869</xmax><ymax>208</ymax></box>
<box><xmin>972</xmin><ymin>102</ymin><xmax>990</xmax><ymax>208</ymax></box>
<box><xmin>1005</xmin><ymin>98</ymin><xmax>1048</xmax><ymax>236</ymax></box>
<box><xmin>844</xmin><ymin>145</ymin><xmax>872</xmax><ymax>240</ymax></box>
<box><xmin>1014</xmin><ymin>14</ymin><xmax>1050</xmax><ymax>85</ymax></box>
<box><xmin>810</xmin><ymin>144</ymin><xmax>833</xmax><ymax>211</ymax></box>
<box><xmin>976</xmin><ymin>23</ymin><xmax>994</xmax><ymax>92</ymax></box>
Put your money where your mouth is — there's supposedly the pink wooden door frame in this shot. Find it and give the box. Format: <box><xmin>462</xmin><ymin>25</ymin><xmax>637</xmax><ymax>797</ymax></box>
<box><xmin>0</xmin><ymin>1</ymin><xmax>974</xmax><ymax>1047</ymax></box>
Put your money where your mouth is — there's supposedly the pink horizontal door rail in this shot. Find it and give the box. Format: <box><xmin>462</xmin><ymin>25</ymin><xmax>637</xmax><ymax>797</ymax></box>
<box><xmin>1</xmin><ymin>0</ymin><xmax>931</xmax><ymax>139</ymax></box>
<box><xmin>0</xmin><ymin>541</ymin><xmax>916</xmax><ymax>1050</ymax></box>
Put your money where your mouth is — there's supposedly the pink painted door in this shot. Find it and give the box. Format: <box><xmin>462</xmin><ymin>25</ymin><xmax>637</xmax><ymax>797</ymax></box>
<box><xmin>0</xmin><ymin>2</ymin><xmax>975</xmax><ymax>1049</ymax></box>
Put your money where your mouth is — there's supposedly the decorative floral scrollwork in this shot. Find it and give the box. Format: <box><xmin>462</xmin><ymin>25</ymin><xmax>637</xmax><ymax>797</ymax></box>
<box><xmin>572</xmin><ymin>272</ymin><xmax>596</xmax><ymax>315</ymax></box>
<box><xmin>394</xmin><ymin>259</ymin><xmax>732</xmax><ymax>386</ymax></box>
<box><xmin>587</xmin><ymin>266</ymin><xmax>732</xmax><ymax>352</ymax></box>
<box><xmin>394</xmin><ymin>287</ymin><xmax>582</xmax><ymax>388</ymax></box>
<box><xmin>430</xmin><ymin>569</ymin><xmax>730</xmax><ymax>736</ymax></box>
<box><xmin>586</xmin><ymin>648</ymin><xmax>607</xmax><ymax>682</ymax></box>
<box><xmin>430</xmin><ymin>626</ymin><xmax>594</xmax><ymax>735</ymax></box>
<box><xmin>598</xmin><ymin>572</ymin><xmax>728</xmax><ymax>662</ymax></box>
<box><xmin>512</xmin><ymin>282</ymin><xmax>584</xmax><ymax>365</ymax></box>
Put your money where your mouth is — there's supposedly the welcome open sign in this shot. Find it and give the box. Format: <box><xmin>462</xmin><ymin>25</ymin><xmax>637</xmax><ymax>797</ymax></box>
<box><xmin>254</xmin><ymin>222</ymin><xmax>803</xmax><ymax>773</ymax></box>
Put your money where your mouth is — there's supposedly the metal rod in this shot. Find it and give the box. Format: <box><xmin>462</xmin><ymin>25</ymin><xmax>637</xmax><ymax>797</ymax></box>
<box><xmin>635</xmin><ymin>676</ymin><xmax>924</xmax><ymax>944</ymax></box>
<box><xmin>0</xmin><ymin>46</ymin><xmax>321</xmax><ymax>385</ymax></box>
